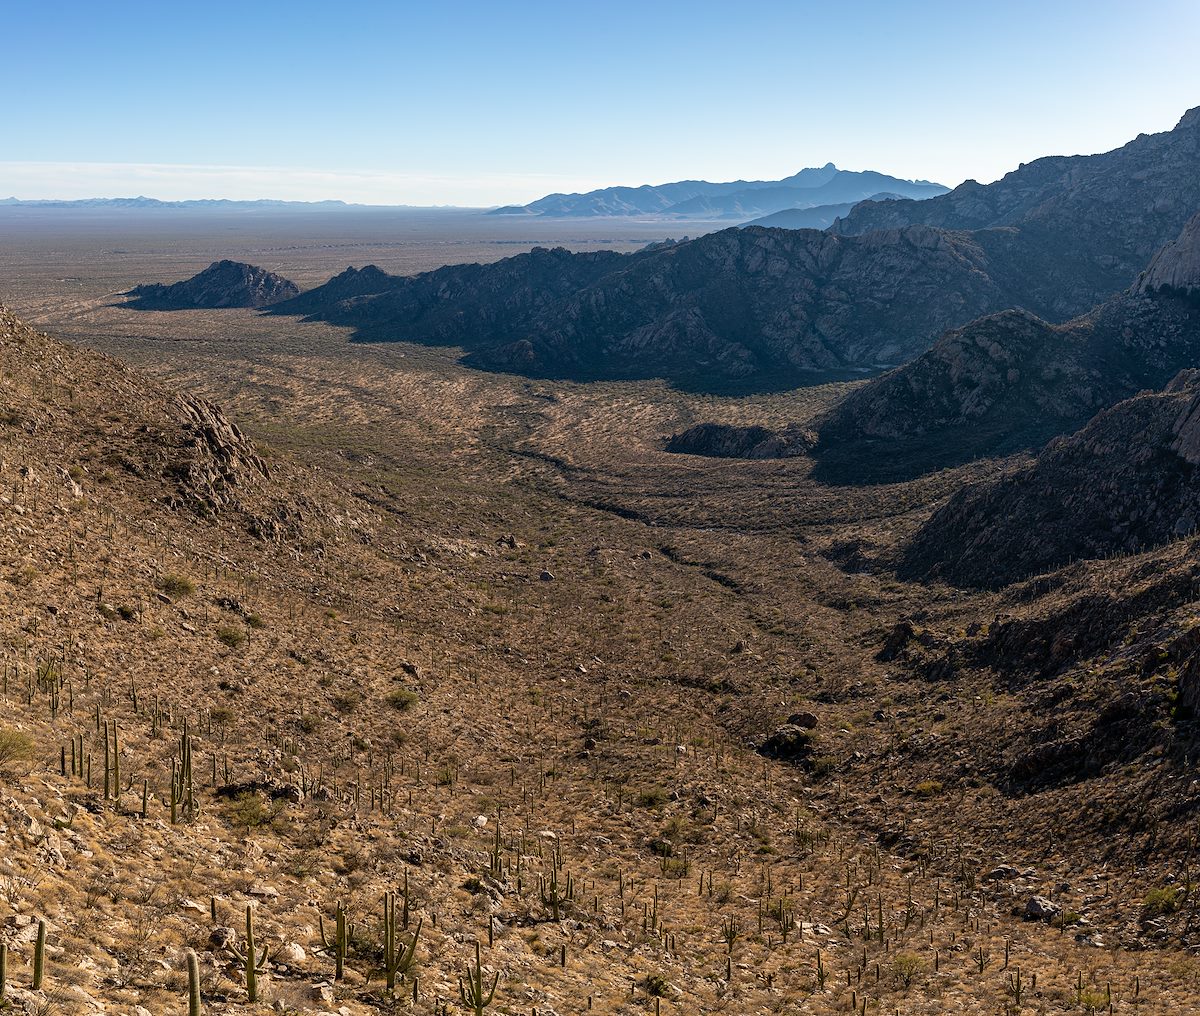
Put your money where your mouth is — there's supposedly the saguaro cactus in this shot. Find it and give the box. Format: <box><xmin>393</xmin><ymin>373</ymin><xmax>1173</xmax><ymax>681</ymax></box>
<box><xmin>318</xmin><ymin>901</ymin><xmax>349</xmax><ymax>981</ymax></box>
<box><xmin>458</xmin><ymin>942</ymin><xmax>497</xmax><ymax>1015</ymax></box>
<box><xmin>229</xmin><ymin>905</ymin><xmax>271</xmax><ymax>1002</ymax></box>
<box><xmin>382</xmin><ymin>892</ymin><xmax>422</xmax><ymax>990</ymax></box>
<box><xmin>186</xmin><ymin>948</ymin><xmax>202</xmax><ymax>1016</ymax></box>
<box><xmin>32</xmin><ymin>919</ymin><xmax>46</xmax><ymax>991</ymax></box>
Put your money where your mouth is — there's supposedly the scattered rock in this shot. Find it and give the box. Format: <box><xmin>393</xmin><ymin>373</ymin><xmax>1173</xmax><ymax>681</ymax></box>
<box><xmin>1022</xmin><ymin>896</ymin><xmax>1061</xmax><ymax>922</ymax></box>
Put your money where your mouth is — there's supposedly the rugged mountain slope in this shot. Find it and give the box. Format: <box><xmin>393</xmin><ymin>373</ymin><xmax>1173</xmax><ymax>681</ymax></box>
<box><xmin>277</xmin><ymin>225</ymin><xmax>1016</xmax><ymax>386</ymax></box>
<box><xmin>0</xmin><ymin>305</ymin><xmax>278</xmax><ymax>521</ymax></box>
<box><xmin>813</xmin><ymin>213</ymin><xmax>1200</xmax><ymax>477</ymax></box>
<box><xmin>833</xmin><ymin>106</ymin><xmax>1200</xmax><ymax>317</ymax></box>
<box><xmin>490</xmin><ymin>163</ymin><xmax>946</xmax><ymax>219</ymax></box>
<box><xmin>126</xmin><ymin>259</ymin><xmax>299</xmax><ymax>309</ymax></box>
<box><xmin>900</xmin><ymin>370</ymin><xmax>1200</xmax><ymax>588</ymax></box>
<box><xmin>277</xmin><ymin>111</ymin><xmax>1199</xmax><ymax>388</ymax></box>
<box><xmin>269</xmin><ymin>245</ymin><xmax>628</xmax><ymax>350</ymax></box>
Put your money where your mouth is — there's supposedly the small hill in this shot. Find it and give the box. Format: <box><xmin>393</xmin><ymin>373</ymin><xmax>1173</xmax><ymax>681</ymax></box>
<box><xmin>741</xmin><ymin>193</ymin><xmax>904</xmax><ymax>230</ymax></box>
<box><xmin>125</xmin><ymin>259</ymin><xmax>299</xmax><ymax>309</ymax></box>
<box><xmin>900</xmin><ymin>370</ymin><xmax>1200</xmax><ymax>587</ymax></box>
<box><xmin>665</xmin><ymin>421</ymin><xmax>813</xmax><ymax>458</ymax></box>
<box><xmin>269</xmin><ymin>263</ymin><xmax>399</xmax><ymax>316</ymax></box>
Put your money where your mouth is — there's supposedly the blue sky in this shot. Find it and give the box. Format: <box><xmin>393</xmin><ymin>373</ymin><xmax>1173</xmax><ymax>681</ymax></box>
<box><xmin>3</xmin><ymin>0</ymin><xmax>1198</xmax><ymax>205</ymax></box>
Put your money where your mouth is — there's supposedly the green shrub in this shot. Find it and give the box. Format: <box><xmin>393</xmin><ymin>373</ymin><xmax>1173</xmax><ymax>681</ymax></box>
<box><xmin>331</xmin><ymin>690</ymin><xmax>361</xmax><ymax>714</ymax></box>
<box><xmin>155</xmin><ymin>573</ymin><xmax>195</xmax><ymax>597</ymax></box>
<box><xmin>386</xmin><ymin>688</ymin><xmax>418</xmax><ymax>711</ymax></box>
<box><xmin>223</xmin><ymin>792</ymin><xmax>278</xmax><ymax>831</ymax></box>
<box><xmin>1143</xmin><ymin>886</ymin><xmax>1182</xmax><ymax>917</ymax></box>
<box><xmin>216</xmin><ymin>626</ymin><xmax>246</xmax><ymax>649</ymax></box>
<box><xmin>892</xmin><ymin>952</ymin><xmax>925</xmax><ymax>987</ymax></box>
<box><xmin>644</xmin><ymin>974</ymin><xmax>672</xmax><ymax>998</ymax></box>
<box><xmin>0</xmin><ymin>728</ymin><xmax>35</xmax><ymax>772</ymax></box>
<box><xmin>914</xmin><ymin>780</ymin><xmax>943</xmax><ymax>798</ymax></box>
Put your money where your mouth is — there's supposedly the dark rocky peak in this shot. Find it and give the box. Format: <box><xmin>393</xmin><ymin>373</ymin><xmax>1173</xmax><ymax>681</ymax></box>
<box><xmin>125</xmin><ymin>260</ymin><xmax>299</xmax><ymax>310</ymax></box>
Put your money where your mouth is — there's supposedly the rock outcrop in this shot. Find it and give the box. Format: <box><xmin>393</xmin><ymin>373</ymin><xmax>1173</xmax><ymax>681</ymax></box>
<box><xmin>1138</xmin><ymin>211</ymin><xmax>1200</xmax><ymax>298</ymax></box>
<box><xmin>900</xmin><ymin>370</ymin><xmax>1200</xmax><ymax>587</ymax></box>
<box><xmin>813</xmin><ymin>214</ymin><xmax>1200</xmax><ymax>478</ymax></box>
<box><xmin>665</xmin><ymin>421</ymin><xmax>813</xmax><ymax>459</ymax></box>
<box><xmin>1</xmin><ymin>304</ymin><xmax>279</xmax><ymax>529</ymax></box>
<box><xmin>126</xmin><ymin>260</ymin><xmax>299</xmax><ymax>309</ymax></box>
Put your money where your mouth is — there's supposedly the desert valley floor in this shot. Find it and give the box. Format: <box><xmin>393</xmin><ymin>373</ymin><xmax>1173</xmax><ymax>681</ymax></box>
<box><xmin>2</xmin><ymin>208</ymin><xmax>1200</xmax><ymax>1015</ymax></box>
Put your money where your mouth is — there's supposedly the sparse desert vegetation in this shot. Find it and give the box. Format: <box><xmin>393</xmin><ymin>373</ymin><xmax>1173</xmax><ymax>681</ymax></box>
<box><xmin>2</xmin><ymin>202</ymin><xmax>1200</xmax><ymax>1016</ymax></box>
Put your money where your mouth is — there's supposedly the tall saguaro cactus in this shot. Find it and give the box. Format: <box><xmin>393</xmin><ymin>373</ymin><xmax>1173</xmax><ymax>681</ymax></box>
<box><xmin>186</xmin><ymin>948</ymin><xmax>202</xmax><ymax>1016</ymax></box>
<box><xmin>32</xmin><ymin>919</ymin><xmax>46</xmax><ymax>991</ymax></box>
<box><xmin>318</xmin><ymin>901</ymin><xmax>349</xmax><ymax>981</ymax></box>
<box><xmin>458</xmin><ymin>942</ymin><xmax>497</xmax><ymax>1015</ymax></box>
<box><xmin>382</xmin><ymin>891</ymin><xmax>422</xmax><ymax>990</ymax></box>
<box><xmin>229</xmin><ymin>905</ymin><xmax>271</xmax><ymax>1002</ymax></box>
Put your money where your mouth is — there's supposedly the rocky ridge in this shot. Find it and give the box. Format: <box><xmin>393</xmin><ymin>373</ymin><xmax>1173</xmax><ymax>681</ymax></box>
<box><xmin>126</xmin><ymin>260</ymin><xmax>300</xmax><ymax>309</ymax></box>
<box><xmin>901</xmin><ymin>369</ymin><xmax>1200</xmax><ymax>587</ymax></box>
<box><xmin>812</xmin><ymin>212</ymin><xmax>1200</xmax><ymax>476</ymax></box>
<box><xmin>273</xmin><ymin>109</ymin><xmax>1200</xmax><ymax>389</ymax></box>
<box><xmin>833</xmin><ymin>107</ymin><xmax>1200</xmax><ymax>315</ymax></box>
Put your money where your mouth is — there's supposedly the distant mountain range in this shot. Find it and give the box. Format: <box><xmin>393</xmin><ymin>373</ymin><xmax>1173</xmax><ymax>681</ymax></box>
<box><xmin>0</xmin><ymin>196</ymin><xmax>354</xmax><ymax>210</ymax></box>
<box><xmin>265</xmin><ymin>106</ymin><xmax>1200</xmax><ymax>391</ymax></box>
<box><xmin>488</xmin><ymin>165</ymin><xmax>948</xmax><ymax>219</ymax></box>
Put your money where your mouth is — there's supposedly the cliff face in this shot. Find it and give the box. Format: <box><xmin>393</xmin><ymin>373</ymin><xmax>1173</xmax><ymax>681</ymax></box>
<box><xmin>1138</xmin><ymin>211</ymin><xmax>1200</xmax><ymax>297</ymax></box>
<box><xmin>126</xmin><ymin>260</ymin><xmax>299</xmax><ymax>309</ymax></box>
<box><xmin>900</xmin><ymin>370</ymin><xmax>1200</xmax><ymax>588</ymax></box>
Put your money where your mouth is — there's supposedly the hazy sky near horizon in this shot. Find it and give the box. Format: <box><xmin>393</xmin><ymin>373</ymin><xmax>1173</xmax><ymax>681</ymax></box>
<box><xmin>4</xmin><ymin>0</ymin><xmax>1198</xmax><ymax>206</ymax></box>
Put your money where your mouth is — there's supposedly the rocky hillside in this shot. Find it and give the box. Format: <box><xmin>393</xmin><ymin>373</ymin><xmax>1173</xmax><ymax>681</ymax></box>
<box><xmin>832</xmin><ymin>107</ymin><xmax>1200</xmax><ymax>318</ymax></box>
<box><xmin>900</xmin><ymin>370</ymin><xmax>1200</xmax><ymax>587</ymax></box>
<box><xmin>275</xmin><ymin>110</ymin><xmax>1200</xmax><ymax>389</ymax></box>
<box><xmin>126</xmin><ymin>260</ymin><xmax>299</xmax><ymax>309</ymax></box>
<box><xmin>276</xmin><ymin>225</ymin><xmax>1017</xmax><ymax>386</ymax></box>
<box><xmin>813</xmin><ymin>213</ymin><xmax>1200</xmax><ymax>478</ymax></box>
<box><xmin>0</xmin><ymin>306</ymin><xmax>278</xmax><ymax>521</ymax></box>
<box><xmin>672</xmin><ymin>215</ymin><xmax>1200</xmax><ymax>471</ymax></box>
